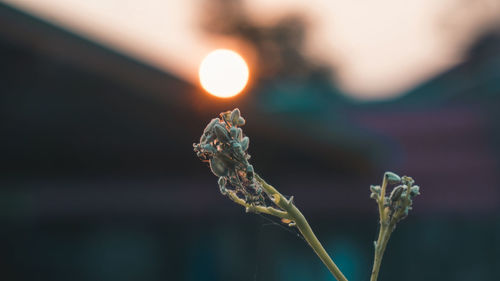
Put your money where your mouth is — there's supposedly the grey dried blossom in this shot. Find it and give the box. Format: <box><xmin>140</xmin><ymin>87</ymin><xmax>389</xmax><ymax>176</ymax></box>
<box><xmin>193</xmin><ymin>108</ymin><xmax>265</xmax><ymax>205</ymax></box>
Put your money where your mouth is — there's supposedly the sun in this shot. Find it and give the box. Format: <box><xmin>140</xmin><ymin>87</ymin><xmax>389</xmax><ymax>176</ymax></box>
<box><xmin>199</xmin><ymin>49</ymin><xmax>249</xmax><ymax>98</ymax></box>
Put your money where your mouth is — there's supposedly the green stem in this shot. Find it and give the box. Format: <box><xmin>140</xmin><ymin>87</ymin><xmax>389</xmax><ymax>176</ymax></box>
<box><xmin>255</xmin><ymin>174</ymin><xmax>348</xmax><ymax>281</ymax></box>
<box><xmin>226</xmin><ymin>190</ymin><xmax>289</xmax><ymax>218</ymax></box>
<box><xmin>370</xmin><ymin>220</ymin><xmax>395</xmax><ymax>281</ymax></box>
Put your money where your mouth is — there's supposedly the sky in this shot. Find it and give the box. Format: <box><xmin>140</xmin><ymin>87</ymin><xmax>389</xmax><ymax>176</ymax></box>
<box><xmin>3</xmin><ymin>0</ymin><xmax>499</xmax><ymax>100</ymax></box>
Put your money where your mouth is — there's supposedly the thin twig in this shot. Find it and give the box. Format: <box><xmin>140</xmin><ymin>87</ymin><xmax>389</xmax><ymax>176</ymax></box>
<box><xmin>255</xmin><ymin>174</ymin><xmax>348</xmax><ymax>281</ymax></box>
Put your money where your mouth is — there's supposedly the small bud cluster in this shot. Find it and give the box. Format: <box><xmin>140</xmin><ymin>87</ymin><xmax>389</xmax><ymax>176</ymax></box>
<box><xmin>194</xmin><ymin>109</ymin><xmax>264</xmax><ymax>204</ymax></box>
<box><xmin>371</xmin><ymin>172</ymin><xmax>420</xmax><ymax>224</ymax></box>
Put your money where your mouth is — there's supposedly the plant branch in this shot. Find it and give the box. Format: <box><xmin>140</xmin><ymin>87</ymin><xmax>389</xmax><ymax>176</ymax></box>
<box><xmin>255</xmin><ymin>174</ymin><xmax>348</xmax><ymax>281</ymax></box>
<box><xmin>370</xmin><ymin>220</ymin><xmax>395</xmax><ymax>281</ymax></box>
<box><xmin>370</xmin><ymin>173</ymin><xmax>419</xmax><ymax>281</ymax></box>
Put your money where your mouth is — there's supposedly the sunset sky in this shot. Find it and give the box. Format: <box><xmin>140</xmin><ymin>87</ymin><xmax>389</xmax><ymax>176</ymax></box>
<box><xmin>3</xmin><ymin>0</ymin><xmax>499</xmax><ymax>99</ymax></box>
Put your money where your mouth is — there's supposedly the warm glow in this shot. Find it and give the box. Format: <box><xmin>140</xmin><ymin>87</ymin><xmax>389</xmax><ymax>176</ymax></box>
<box><xmin>199</xmin><ymin>49</ymin><xmax>249</xmax><ymax>98</ymax></box>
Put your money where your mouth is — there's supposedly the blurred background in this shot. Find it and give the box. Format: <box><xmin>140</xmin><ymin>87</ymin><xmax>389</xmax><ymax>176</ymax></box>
<box><xmin>1</xmin><ymin>0</ymin><xmax>500</xmax><ymax>280</ymax></box>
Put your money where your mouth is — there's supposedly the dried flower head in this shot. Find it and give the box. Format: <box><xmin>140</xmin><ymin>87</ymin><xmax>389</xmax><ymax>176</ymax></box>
<box><xmin>193</xmin><ymin>108</ymin><xmax>266</xmax><ymax>205</ymax></box>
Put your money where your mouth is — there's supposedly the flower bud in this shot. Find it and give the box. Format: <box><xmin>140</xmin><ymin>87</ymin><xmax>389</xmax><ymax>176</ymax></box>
<box><xmin>214</xmin><ymin>123</ymin><xmax>230</xmax><ymax>142</ymax></box>
<box><xmin>230</xmin><ymin>127</ymin><xmax>240</xmax><ymax>139</ymax></box>
<box><xmin>210</xmin><ymin>157</ymin><xmax>228</xmax><ymax>177</ymax></box>
<box><xmin>232</xmin><ymin>141</ymin><xmax>244</xmax><ymax>154</ymax></box>
<box><xmin>410</xmin><ymin>185</ymin><xmax>420</xmax><ymax>197</ymax></box>
<box><xmin>230</xmin><ymin>108</ymin><xmax>241</xmax><ymax>125</ymax></box>
<box><xmin>204</xmin><ymin>118</ymin><xmax>219</xmax><ymax>134</ymax></box>
<box><xmin>401</xmin><ymin>176</ymin><xmax>414</xmax><ymax>186</ymax></box>
<box><xmin>218</xmin><ymin>177</ymin><xmax>227</xmax><ymax>195</ymax></box>
<box><xmin>240</xmin><ymin>136</ymin><xmax>249</xmax><ymax>151</ymax></box>
<box><xmin>237</xmin><ymin>117</ymin><xmax>246</xmax><ymax>126</ymax></box>
<box><xmin>202</xmin><ymin>143</ymin><xmax>217</xmax><ymax>154</ymax></box>
<box><xmin>389</xmin><ymin>185</ymin><xmax>404</xmax><ymax>203</ymax></box>
<box><xmin>384</xmin><ymin>171</ymin><xmax>401</xmax><ymax>184</ymax></box>
<box><xmin>370</xmin><ymin>185</ymin><xmax>381</xmax><ymax>194</ymax></box>
<box><xmin>246</xmin><ymin>164</ymin><xmax>254</xmax><ymax>180</ymax></box>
